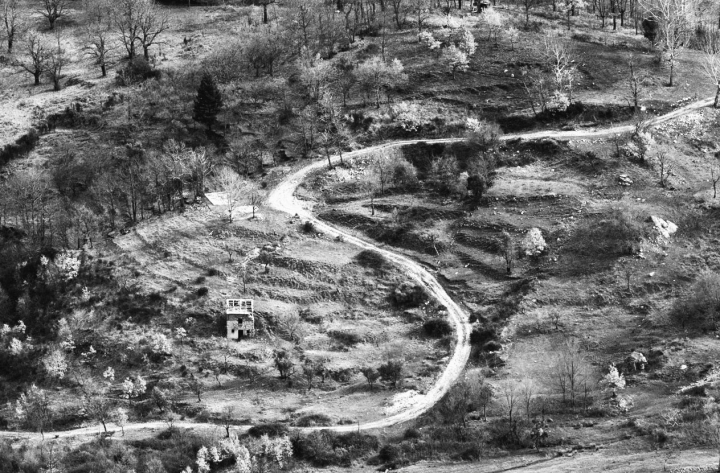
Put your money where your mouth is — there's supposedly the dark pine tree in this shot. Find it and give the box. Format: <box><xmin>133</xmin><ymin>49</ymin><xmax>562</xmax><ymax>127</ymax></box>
<box><xmin>193</xmin><ymin>73</ymin><xmax>223</xmax><ymax>131</ymax></box>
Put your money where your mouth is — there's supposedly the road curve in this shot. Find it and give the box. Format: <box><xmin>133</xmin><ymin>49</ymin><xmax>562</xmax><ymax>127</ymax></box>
<box><xmin>0</xmin><ymin>96</ymin><xmax>713</xmax><ymax>442</ymax></box>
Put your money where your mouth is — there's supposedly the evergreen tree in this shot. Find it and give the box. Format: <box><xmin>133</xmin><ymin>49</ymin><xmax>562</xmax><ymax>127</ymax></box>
<box><xmin>193</xmin><ymin>73</ymin><xmax>223</xmax><ymax>131</ymax></box>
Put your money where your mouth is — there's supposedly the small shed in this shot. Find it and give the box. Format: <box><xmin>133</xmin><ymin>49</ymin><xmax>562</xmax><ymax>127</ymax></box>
<box><xmin>226</xmin><ymin>299</ymin><xmax>255</xmax><ymax>339</ymax></box>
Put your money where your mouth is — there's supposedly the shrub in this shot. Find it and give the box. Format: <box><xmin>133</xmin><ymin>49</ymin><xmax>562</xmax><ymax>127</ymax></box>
<box><xmin>670</xmin><ymin>271</ymin><xmax>720</xmax><ymax>330</ymax></box>
<box><xmin>329</xmin><ymin>368</ymin><xmax>356</xmax><ymax>383</ymax></box>
<box><xmin>391</xmin><ymin>282</ymin><xmax>427</xmax><ymax>307</ymax></box>
<box><xmin>470</xmin><ymin>328</ymin><xmax>496</xmax><ymax>346</ymax></box>
<box><xmin>196</xmin><ymin>287</ymin><xmax>209</xmax><ymax>297</ymax></box>
<box><xmin>378</xmin><ymin>444</ymin><xmax>400</xmax><ymax>463</ymax></box>
<box><xmin>328</xmin><ymin>329</ymin><xmax>363</xmax><ymax>346</ymax></box>
<box><xmin>0</xmin><ymin>128</ymin><xmax>40</xmax><ymax>166</ymax></box>
<box><xmin>568</xmin><ymin>206</ymin><xmax>644</xmax><ymax>257</ymax></box>
<box><xmin>292</xmin><ymin>431</ymin><xmax>378</xmax><ymax>467</ymax></box>
<box><xmin>115</xmin><ymin>57</ymin><xmax>161</xmax><ymax>86</ymax></box>
<box><xmin>423</xmin><ymin>318</ymin><xmax>452</xmax><ymax>337</ymax></box>
<box><xmin>248</xmin><ymin>422</ymin><xmax>290</xmax><ymax>438</ymax></box>
<box><xmin>295</xmin><ymin>413</ymin><xmax>333</xmax><ymax>427</ymax></box>
<box><xmin>206</xmin><ymin>268</ymin><xmax>220</xmax><ymax>276</ymax></box>
<box><xmin>194</xmin><ymin>276</ymin><xmax>206</xmax><ymax>284</ymax></box>
<box><xmin>355</xmin><ymin>249</ymin><xmax>391</xmax><ymax>271</ymax></box>
<box><xmin>301</xmin><ymin>221</ymin><xmax>316</xmax><ymax>233</ymax></box>
<box><xmin>378</xmin><ymin>360</ymin><xmax>404</xmax><ymax>387</ymax></box>
<box><xmin>403</xmin><ymin>427</ymin><xmax>421</xmax><ymax>440</ymax></box>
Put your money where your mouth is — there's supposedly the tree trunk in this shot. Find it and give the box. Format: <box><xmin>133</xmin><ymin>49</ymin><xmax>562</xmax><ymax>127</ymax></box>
<box><xmin>263</xmin><ymin>3</ymin><xmax>268</xmax><ymax>23</ymax></box>
<box><xmin>669</xmin><ymin>58</ymin><xmax>674</xmax><ymax>87</ymax></box>
<box><xmin>143</xmin><ymin>45</ymin><xmax>149</xmax><ymax>60</ymax></box>
<box><xmin>715</xmin><ymin>83</ymin><xmax>720</xmax><ymax>108</ymax></box>
<box><xmin>101</xmin><ymin>63</ymin><xmax>107</xmax><ymax>77</ymax></box>
<box><xmin>34</xmin><ymin>71</ymin><xmax>41</xmax><ymax>85</ymax></box>
<box><xmin>7</xmin><ymin>36</ymin><xmax>13</xmax><ymax>53</ymax></box>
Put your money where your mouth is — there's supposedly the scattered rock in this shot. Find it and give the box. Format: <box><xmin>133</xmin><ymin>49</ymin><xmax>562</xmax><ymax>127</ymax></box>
<box><xmin>649</xmin><ymin>215</ymin><xmax>678</xmax><ymax>240</ymax></box>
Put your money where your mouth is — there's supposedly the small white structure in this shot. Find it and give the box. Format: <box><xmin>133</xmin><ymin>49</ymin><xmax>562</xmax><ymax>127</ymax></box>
<box><xmin>226</xmin><ymin>299</ymin><xmax>255</xmax><ymax>340</ymax></box>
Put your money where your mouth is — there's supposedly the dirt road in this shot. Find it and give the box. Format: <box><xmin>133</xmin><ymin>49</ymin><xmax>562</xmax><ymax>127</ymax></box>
<box><xmin>0</xmin><ymin>96</ymin><xmax>713</xmax><ymax>443</ymax></box>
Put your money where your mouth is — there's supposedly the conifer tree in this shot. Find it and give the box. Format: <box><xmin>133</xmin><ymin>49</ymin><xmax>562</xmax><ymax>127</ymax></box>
<box><xmin>193</xmin><ymin>73</ymin><xmax>223</xmax><ymax>131</ymax></box>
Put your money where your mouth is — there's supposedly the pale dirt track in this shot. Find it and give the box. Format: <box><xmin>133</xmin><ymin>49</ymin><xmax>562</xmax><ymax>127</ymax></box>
<box><xmin>0</xmin><ymin>97</ymin><xmax>713</xmax><ymax>446</ymax></box>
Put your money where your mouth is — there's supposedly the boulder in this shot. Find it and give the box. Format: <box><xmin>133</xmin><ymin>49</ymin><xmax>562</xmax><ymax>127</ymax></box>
<box><xmin>521</xmin><ymin>228</ymin><xmax>546</xmax><ymax>256</ymax></box>
<box><xmin>649</xmin><ymin>215</ymin><xmax>678</xmax><ymax>239</ymax></box>
<box><xmin>618</xmin><ymin>174</ymin><xmax>633</xmax><ymax>186</ymax></box>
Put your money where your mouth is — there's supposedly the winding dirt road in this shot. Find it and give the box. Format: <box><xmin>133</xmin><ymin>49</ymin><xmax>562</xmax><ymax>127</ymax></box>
<box><xmin>0</xmin><ymin>96</ymin><xmax>713</xmax><ymax>443</ymax></box>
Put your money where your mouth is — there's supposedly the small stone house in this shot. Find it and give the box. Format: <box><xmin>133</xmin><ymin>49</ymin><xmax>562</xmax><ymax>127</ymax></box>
<box><xmin>226</xmin><ymin>299</ymin><xmax>254</xmax><ymax>340</ymax></box>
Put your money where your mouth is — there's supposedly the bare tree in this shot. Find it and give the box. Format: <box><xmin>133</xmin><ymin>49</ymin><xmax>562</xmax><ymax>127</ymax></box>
<box><xmin>39</xmin><ymin>0</ymin><xmax>68</xmax><ymax>30</ymax></box>
<box><xmin>83</xmin><ymin>386</ymin><xmax>115</xmax><ymax>433</ymax></box>
<box><xmin>214</xmin><ymin>167</ymin><xmax>244</xmax><ymax>222</ymax></box>
<box><xmin>15</xmin><ymin>384</ymin><xmax>54</xmax><ymax>439</ymax></box>
<box><xmin>549</xmin><ymin>337</ymin><xmax>588</xmax><ymax>407</ymax></box>
<box><xmin>47</xmin><ymin>29</ymin><xmax>67</xmax><ymax>91</ymax></box>
<box><xmin>700</xmin><ymin>28</ymin><xmax>720</xmax><ymax>108</ymax></box>
<box><xmin>501</xmin><ymin>231</ymin><xmax>516</xmax><ymax>275</ymax></box>
<box><xmin>278</xmin><ymin>312</ymin><xmax>305</xmax><ymax>344</ymax></box>
<box><xmin>521</xmin><ymin>0</ymin><xmax>539</xmax><ymax>26</ymax></box>
<box><xmin>627</xmin><ymin>57</ymin><xmax>643</xmax><ymax>113</ymax></box>
<box><xmin>711</xmin><ymin>161</ymin><xmax>720</xmax><ymax>199</ymax></box>
<box><xmin>114</xmin><ymin>0</ymin><xmax>144</xmax><ymax>59</ymax></box>
<box><xmin>705</xmin><ymin>413</ymin><xmax>720</xmax><ymax>473</ymax></box>
<box><xmin>83</xmin><ymin>0</ymin><xmax>116</xmax><ymax>77</ymax></box>
<box><xmin>15</xmin><ymin>32</ymin><xmax>50</xmax><ymax>86</ymax></box>
<box><xmin>137</xmin><ymin>0</ymin><xmax>169</xmax><ymax>60</ymax></box>
<box><xmin>519</xmin><ymin>378</ymin><xmax>537</xmax><ymax>421</ymax></box>
<box><xmin>498</xmin><ymin>379</ymin><xmax>521</xmax><ymax>423</ymax></box>
<box><xmin>248</xmin><ymin>184</ymin><xmax>264</xmax><ymax>220</ymax></box>
<box><xmin>656</xmin><ymin>151</ymin><xmax>672</xmax><ymax>187</ymax></box>
<box><xmin>1</xmin><ymin>0</ymin><xmax>22</xmax><ymax>53</ymax></box>
<box><xmin>221</xmin><ymin>405</ymin><xmax>235</xmax><ymax>437</ymax></box>
<box><xmin>187</xmin><ymin>375</ymin><xmax>203</xmax><ymax>402</ymax></box>
<box><xmin>411</xmin><ymin>0</ymin><xmax>431</xmax><ymax>32</ymax></box>
<box><xmin>475</xmin><ymin>378</ymin><xmax>493</xmax><ymax>421</ymax></box>
<box><xmin>640</xmin><ymin>0</ymin><xmax>693</xmax><ymax>86</ymax></box>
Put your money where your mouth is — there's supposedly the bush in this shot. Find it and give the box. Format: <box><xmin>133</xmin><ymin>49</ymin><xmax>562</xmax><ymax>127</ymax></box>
<box><xmin>670</xmin><ymin>271</ymin><xmax>720</xmax><ymax>330</ymax></box>
<box><xmin>196</xmin><ymin>287</ymin><xmax>209</xmax><ymax>297</ymax></box>
<box><xmin>0</xmin><ymin>128</ymin><xmax>40</xmax><ymax>166</ymax></box>
<box><xmin>470</xmin><ymin>327</ymin><xmax>496</xmax><ymax>346</ymax></box>
<box><xmin>207</xmin><ymin>268</ymin><xmax>220</xmax><ymax>276</ymax></box>
<box><xmin>378</xmin><ymin>360</ymin><xmax>404</xmax><ymax>387</ymax></box>
<box><xmin>295</xmin><ymin>413</ymin><xmax>333</xmax><ymax>427</ymax></box>
<box><xmin>248</xmin><ymin>422</ymin><xmax>290</xmax><ymax>438</ymax></box>
<box><xmin>292</xmin><ymin>431</ymin><xmax>379</xmax><ymax>467</ymax></box>
<box><xmin>301</xmin><ymin>221</ymin><xmax>316</xmax><ymax>233</ymax></box>
<box><xmin>116</xmin><ymin>57</ymin><xmax>161</xmax><ymax>86</ymax></box>
<box><xmin>423</xmin><ymin>318</ymin><xmax>452</xmax><ymax>337</ymax></box>
<box><xmin>378</xmin><ymin>444</ymin><xmax>400</xmax><ymax>463</ymax></box>
<box><xmin>391</xmin><ymin>282</ymin><xmax>427</xmax><ymax>307</ymax></box>
<box><xmin>328</xmin><ymin>329</ymin><xmax>363</xmax><ymax>346</ymax></box>
<box><xmin>403</xmin><ymin>427</ymin><xmax>421</xmax><ymax>440</ymax></box>
<box><xmin>355</xmin><ymin>249</ymin><xmax>391</xmax><ymax>271</ymax></box>
<box><xmin>568</xmin><ymin>206</ymin><xmax>644</xmax><ymax>257</ymax></box>
<box><xmin>194</xmin><ymin>276</ymin><xmax>206</xmax><ymax>284</ymax></box>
